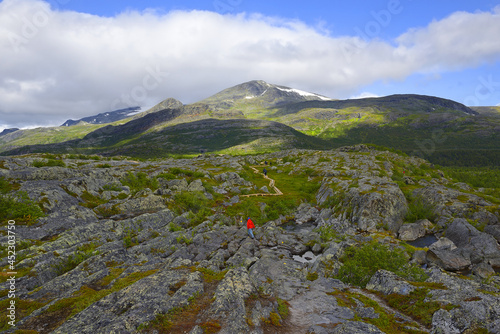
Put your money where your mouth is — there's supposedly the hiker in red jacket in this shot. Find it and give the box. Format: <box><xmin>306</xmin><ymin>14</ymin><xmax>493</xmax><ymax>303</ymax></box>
<box><xmin>247</xmin><ymin>217</ymin><xmax>255</xmax><ymax>239</ymax></box>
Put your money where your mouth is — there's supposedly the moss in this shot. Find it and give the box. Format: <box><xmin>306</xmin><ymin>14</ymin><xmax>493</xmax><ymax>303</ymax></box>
<box><xmin>269</xmin><ymin>312</ymin><xmax>282</xmax><ymax>326</ymax></box>
<box><xmin>0</xmin><ymin>299</ymin><xmax>47</xmax><ymax>331</ymax></box>
<box><xmin>200</xmin><ymin>321</ymin><xmax>222</xmax><ymax>333</ymax></box>
<box><xmin>277</xmin><ymin>298</ymin><xmax>290</xmax><ymax>319</ymax></box>
<box><xmin>378</xmin><ymin>288</ymin><xmax>451</xmax><ymax>327</ymax></box>
<box><xmin>306</xmin><ymin>272</ymin><xmax>319</xmax><ymax>281</ymax></box>
<box><xmin>42</xmin><ymin>269</ymin><xmax>158</xmax><ymax>323</ymax></box>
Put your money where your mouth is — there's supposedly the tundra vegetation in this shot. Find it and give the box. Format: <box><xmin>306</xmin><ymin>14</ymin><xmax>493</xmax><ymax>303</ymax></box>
<box><xmin>0</xmin><ymin>145</ymin><xmax>499</xmax><ymax>333</ymax></box>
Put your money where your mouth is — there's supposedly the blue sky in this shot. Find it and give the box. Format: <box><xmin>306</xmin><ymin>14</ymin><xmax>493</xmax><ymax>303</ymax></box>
<box><xmin>1</xmin><ymin>0</ymin><xmax>500</xmax><ymax>129</ymax></box>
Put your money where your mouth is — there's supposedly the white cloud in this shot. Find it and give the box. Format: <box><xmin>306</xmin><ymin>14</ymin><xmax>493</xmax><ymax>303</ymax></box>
<box><xmin>1</xmin><ymin>0</ymin><xmax>500</xmax><ymax>128</ymax></box>
<box><xmin>349</xmin><ymin>92</ymin><xmax>380</xmax><ymax>99</ymax></box>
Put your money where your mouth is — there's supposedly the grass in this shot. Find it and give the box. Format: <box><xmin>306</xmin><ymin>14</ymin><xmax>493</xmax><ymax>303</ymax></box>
<box><xmin>79</xmin><ymin>191</ymin><xmax>108</xmax><ymax>209</ymax></box>
<box><xmin>32</xmin><ymin>158</ymin><xmax>66</xmax><ymax>168</ymax></box>
<box><xmin>328</xmin><ymin>289</ymin><xmax>427</xmax><ymax>333</ymax></box>
<box><xmin>0</xmin><ymin>299</ymin><xmax>47</xmax><ymax>331</ymax></box>
<box><xmin>335</xmin><ymin>241</ymin><xmax>428</xmax><ymax>288</ymax></box>
<box><xmin>404</xmin><ymin>193</ymin><xmax>438</xmax><ymax>224</ymax></box>
<box><xmin>0</xmin><ymin>181</ymin><xmax>45</xmax><ymax>225</ymax></box>
<box><xmin>121</xmin><ymin>172</ymin><xmax>159</xmax><ymax>194</ymax></box>
<box><xmin>139</xmin><ymin>268</ymin><xmax>225</xmax><ymax>333</ymax></box>
<box><xmin>25</xmin><ymin>269</ymin><xmax>159</xmax><ymax>333</ymax></box>
<box><xmin>51</xmin><ymin>244</ymin><xmax>99</xmax><ymax>276</ymax></box>
<box><xmin>378</xmin><ymin>288</ymin><xmax>458</xmax><ymax>327</ymax></box>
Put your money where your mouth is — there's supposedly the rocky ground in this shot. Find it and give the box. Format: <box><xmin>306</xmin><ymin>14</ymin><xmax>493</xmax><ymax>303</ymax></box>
<box><xmin>1</xmin><ymin>146</ymin><xmax>499</xmax><ymax>333</ymax></box>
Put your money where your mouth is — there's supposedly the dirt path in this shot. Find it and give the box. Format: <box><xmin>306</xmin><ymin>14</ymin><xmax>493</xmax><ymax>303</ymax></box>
<box><xmin>240</xmin><ymin>166</ymin><xmax>283</xmax><ymax>197</ymax></box>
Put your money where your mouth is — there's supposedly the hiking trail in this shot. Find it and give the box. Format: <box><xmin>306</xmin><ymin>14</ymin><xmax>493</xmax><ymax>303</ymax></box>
<box><xmin>240</xmin><ymin>166</ymin><xmax>283</xmax><ymax>197</ymax></box>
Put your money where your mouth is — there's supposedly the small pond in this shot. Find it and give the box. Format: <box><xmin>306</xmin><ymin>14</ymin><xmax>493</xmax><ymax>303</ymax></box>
<box><xmin>280</xmin><ymin>220</ymin><xmax>316</xmax><ymax>233</ymax></box>
<box><xmin>407</xmin><ymin>234</ymin><xmax>438</xmax><ymax>248</ymax></box>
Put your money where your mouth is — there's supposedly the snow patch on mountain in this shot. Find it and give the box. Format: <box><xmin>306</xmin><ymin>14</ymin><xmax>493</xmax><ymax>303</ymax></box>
<box><xmin>275</xmin><ymin>86</ymin><xmax>332</xmax><ymax>100</ymax></box>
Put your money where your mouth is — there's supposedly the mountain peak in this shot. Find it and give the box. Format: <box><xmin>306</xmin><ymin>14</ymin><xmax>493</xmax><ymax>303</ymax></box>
<box><xmin>200</xmin><ymin>80</ymin><xmax>332</xmax><ymax>110</ymax></box>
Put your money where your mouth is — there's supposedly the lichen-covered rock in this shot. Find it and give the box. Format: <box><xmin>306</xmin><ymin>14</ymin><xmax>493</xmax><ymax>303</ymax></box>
<box><xmin>329</xmin><ymin>320</ymin><xmax>386</xmax><ymax>333</ymax></box>
<box><xmin>209</xmin><ymin>267</ymin><xmax>254</xmax><ymax>334</ymax></box>
<box><xmin>398</xmin><ymin>219</ymin><xmax>433</xmax><ymax>241</ymax></box>
<box><xmin>117</xmin><ymin>194</ymin><xmax>166</xmax><ymax>213</ymax></box>
<box><xmin>50</xmin><ymin>270</ymin><xmax>204</xmax><ymax>334</ymax></box>
<box><xmin>365</xmin><ymin>270</ymin><xmax>416</xmax><ymax>295</ymax></box>
<box><xmin>426</xmin><ymin>248</ymin><xmax>472</xmax><ymax>272</ymax></box>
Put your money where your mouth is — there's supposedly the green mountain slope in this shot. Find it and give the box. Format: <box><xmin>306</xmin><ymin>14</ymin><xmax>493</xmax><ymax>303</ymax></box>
<box><xmin>2</xmin><ymin>118</ymin><xmax>329</xmax><ymax>158</ymax></box>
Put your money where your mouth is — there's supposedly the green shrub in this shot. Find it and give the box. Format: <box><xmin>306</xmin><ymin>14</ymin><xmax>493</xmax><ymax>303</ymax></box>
<box><xmin>404</xmin><ymin>193</ymin><xmax>437</xmax><ymax>223</ymax></box>
<box><xmin>316</xmin><ymin>225</ymin><xmax>341</xmax><ymax>242</ymax></box>
<box><xmin>95</xmin><ymin>205</ymin><xmax>121</xmax><ymax>218</ymax></box>
<box><xmin>336</xmin><ymin>242</ymin><xmax>428</xmax><ymax>288</ymax></box>
<box><xmin>0</xmin><ymin>191</ymin><xmax>45</xmax><ymax>225</ymax></box>
<box><xmin>383</xmin><ymin>288</ymin><xmax>451</xmax><ymax>326</ymax></box>
<box><xmin>269</xmin><ymin>312</ymin><xmax>281</xmax><ymax>326</ymax></box>
<box><xmin>168</xmin><ymin>223</ymin><xmax>183</xmax><ymax>232</ymax></box>
<box><xmin>80</xmin><ymin>191</ymin><xmax>107</xmax><ymax>209</ymax></box>
<box><xmin>264</xmin><ymin>197</ymin><xmax>297</xmax><ymax>221</ymax></box>
<box><xmin>169</xmin><ymin>168</ymin><xmax>205</xmax><ymax>178</ymax></box>
<box><xmin>32</xmin><ymin>159</ymin><xmax>66</xmax><ymax>168</ymax></box>
<box><xmin>52</xmin><ymin>247</ymin><xmax>98</xmax><ymax>276</ymax></box>
<box><xmin>0</xmin><ymin>177</ymin><xmax>11</xmax><ymax>194</ymax></box>
<box><xmin>174</xmin><ymin>191</ymin><xmax>209</xmax><ymax>214</ymax></box>
<box><xmin>120</xmin><ymin>172</ymin><xmax>159</xmax><ymax>194</ymax></box>
<box><xmin>123</xmin><ymin>227</ymin><xmax>139</xmax><ymax>248</ymax></box>
<box><xmin>96</xmin><ymin>163</ymin><xmax>112</xmax><ymax>168</ymax></box>
<box><xmin>176</xmin><ymin>234</ymin><xmax>193</xmax><ymax>245</ymax></box>
<box><xmin>102</xmin><ymin>183</ymin><xmax>123</xmax><ymax>192</ymax></box>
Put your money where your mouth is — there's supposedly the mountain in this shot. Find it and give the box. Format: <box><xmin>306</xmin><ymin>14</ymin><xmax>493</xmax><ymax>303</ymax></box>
<box><xmin>61</xmin><ymin>106</ymin><xmax>142</xmax><ymax>127</ymax></box>
<box><xmin>1</xmin><ymin>80</ymin><xmax>499</xmax><ymax>166</ymax></box>
<box><xmin>198</xmin><ymin>80</ymin><xmax>332</xmax><ymax>117</ymax></box>
<box><xmin>0</xmin><ymin>128</ymin><xmax>19</xmax><ymax>137</ymax></box>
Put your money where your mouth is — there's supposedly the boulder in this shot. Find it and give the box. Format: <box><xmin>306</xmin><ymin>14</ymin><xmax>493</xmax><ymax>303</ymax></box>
<box><xmin>365</xmin><ymin>270</ymin><xmax>416</xmax><ymax>295</ymax></box>
<box><xmin>429</xmin><ymin>237</ymin><xmax>457</xmax><ymax>252</ymax></box>
<box><xmin>347</xmin><ymin>178</ymin><xmax>408</xmax><ymax>233</ymax></box>
<box><xmin>187</xmin><ymin>179</ymin><xmax>205</xmax><ymax>192</ymax></box>
<box><xmin>117</xmin><ymin>194</ymin><xmax>167</xmax><ymax>214</ymax></box>
<box><xmin>426</xmin><ymin>249</ymin><xmax>471</xmax><ymax>272</ymax></box>
<box><xmin>444</xmin><ymin>218</ymin><xmax>481</xmax><ymax>248</ymax></box>
<box><xmin>485</xmin><ymin>225</ymin><xmax>500</xmax><ymax>243</ymax></box>
<box><xmin>472</xmin><ymin>210</ymin><xmax>499</xmax><ymax>226</ymax></box>
<box><xmin>166</xmin><ymin>178</ymin><xmax>188</xmax><ymax>191</ymax></box>
<box><xmin>398</xmin><ymin>221</ymin><xmax>427</xmax><ymax>241</ymax></box>
<box><xmin>209</xmin><ymin>267</ymin><xmax>254</xmax><ymax>333</ymax></box>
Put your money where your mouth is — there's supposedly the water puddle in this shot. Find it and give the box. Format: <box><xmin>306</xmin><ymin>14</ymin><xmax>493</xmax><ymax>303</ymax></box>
<box><xmin>407</xmin><ymin>234</ymin><xmax>438</xmax><ymax>248</ymax></box>
<box><xmin>281</xmin><ymin>220</ymin><xmax>316</xmax><ymax>233</ymax></box>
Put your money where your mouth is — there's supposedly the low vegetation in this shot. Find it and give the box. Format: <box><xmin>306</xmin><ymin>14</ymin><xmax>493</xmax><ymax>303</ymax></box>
<box><xmin>0</xmin><ymin>177</ymin><xmax>45</xmax><ymax>225</ymax></box>
<box><xmin>336</xmin><ymin>241</ymin><xmax>428</xmax><ymax>288</ymax></box>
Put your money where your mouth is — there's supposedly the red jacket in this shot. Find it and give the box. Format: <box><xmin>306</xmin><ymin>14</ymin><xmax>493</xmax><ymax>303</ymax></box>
<box><xmin>247</xmin><ymin>218</ymin><xmax>255</xmax><ymax>229</ymax></box>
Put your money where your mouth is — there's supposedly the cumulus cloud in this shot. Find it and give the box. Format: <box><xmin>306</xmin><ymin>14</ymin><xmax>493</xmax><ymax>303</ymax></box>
<box><xmin>349</xmin><ymin>92</ymin><xmax>380</xmax><ymax>99</ymax></box>
<box><xmin>1</xmin><ymin>0</ymin><xmax>500</xmax><ymax>128</ymax></box>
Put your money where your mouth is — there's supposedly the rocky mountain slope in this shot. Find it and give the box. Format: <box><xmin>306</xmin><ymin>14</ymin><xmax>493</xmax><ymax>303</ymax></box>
<box><xmin>1</xmin><ymin>146</ymin><xmax>499</xmax><ymax>333</ymax></box>
<box><xmin>61</xmin><ymin>107</ymin><xmax>143</xmax><ymax>127</ymax></box>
